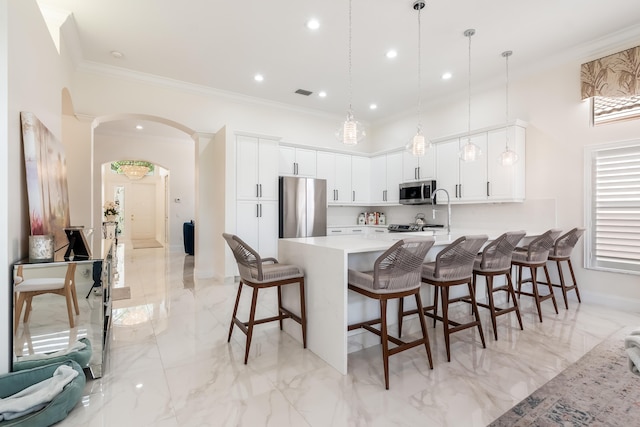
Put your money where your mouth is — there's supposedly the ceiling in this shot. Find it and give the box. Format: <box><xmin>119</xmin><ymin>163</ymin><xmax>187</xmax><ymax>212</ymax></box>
<box><xmin>38</xmin><ymin>0</ymin><xmax>640</xmax><ymax>125</ymax></box>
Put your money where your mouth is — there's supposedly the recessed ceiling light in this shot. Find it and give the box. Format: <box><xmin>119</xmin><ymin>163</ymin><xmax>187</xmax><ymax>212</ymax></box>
<box><xmin>110</xmin><ymin>50</ymin><xmax>124</xmax><ymax>59</ymax></box>
<box><xmin>306</xmin><ymin>19</ymin><xmax>320</xmax><ymax>30</ymax></box>
<box><xmin>442</xmin><ymin>72</ymin><xmax>452</xmax><ymax>80</ymax></box>
<box><xmin>369</xmin><ymin>104</ymin><xmax>378</xmax><ymax>110</ymax></box>
<box><xmin>318</xmin><ymin>91</ymin><xmax>327</xmax><ymax>98</ymax></box>
<box><xmin>135</xmin><ymin>125</ymin><xmax>144</xmax><ymax>130</ymax></box>
<box><xmin>385</xmin><ymin>50</ymin><xmax>397</xmax><ymax>59</ymax></box>
<box><xmin>254</xmin><ymin>74</ymin><xmax>264</xmax><ymax>82</ymax></box>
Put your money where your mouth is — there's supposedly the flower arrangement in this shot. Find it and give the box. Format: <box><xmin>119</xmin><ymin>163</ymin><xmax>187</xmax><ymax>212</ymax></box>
<box><xmin>103</xmin><ymin>200</ymin><xmax>119</xmax><ymax>217</ymax></box>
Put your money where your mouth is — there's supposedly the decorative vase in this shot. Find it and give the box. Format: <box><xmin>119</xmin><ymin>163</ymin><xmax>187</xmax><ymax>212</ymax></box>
<box><xmin>28</xmin><ymin>235</ymin><xmax>55</xmax><ymax>263</ymax></box>
<box><xmin>105</xmin><ymin>214</ymin><xmax>117</xmax><ymax>222</ymax></box>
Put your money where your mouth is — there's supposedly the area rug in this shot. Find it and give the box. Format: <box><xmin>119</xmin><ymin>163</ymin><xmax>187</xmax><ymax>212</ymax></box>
<box><xmin>131</xmin><ymin>239</ymin><xmax>163</xmax><ymax>249</ymax></box>
<box><xmin>111</xmin><ymin>287</ymin><xmax>131</xmax><ymax>301</ymax></box>
<box><xmin>490</xmin><ymin>330</ymin><xmax>640</xmax><ymax>426</ymax></box>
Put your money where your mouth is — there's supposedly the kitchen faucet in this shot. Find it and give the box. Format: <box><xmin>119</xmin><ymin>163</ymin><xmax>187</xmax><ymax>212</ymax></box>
<box><xmin>431</xmin><ymin>188</ymin><xmax>451</xmax><ymax>234</ymax></box>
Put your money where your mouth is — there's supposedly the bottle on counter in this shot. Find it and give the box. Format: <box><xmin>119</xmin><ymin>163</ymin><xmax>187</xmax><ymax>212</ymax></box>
<box><xmin>367</xmin><ymin>212</ymin><xmax>376</xmax><ymax>225</ymax></box>
<box><xmin>378</xmin><ymin>213</ymin><xmax>386</xmax><ymax>225</ymax></box>
<box><xmin>358</xmin><ymin>213</ymin><xmax>365</xmax><ymax>225</ymax></box>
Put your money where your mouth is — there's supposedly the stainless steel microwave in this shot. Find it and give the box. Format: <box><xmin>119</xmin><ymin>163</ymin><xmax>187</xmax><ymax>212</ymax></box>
<box><xmin>399</xmin><ymin>180</ymin><xmax>436</xmax><ymax>205</ymax></box>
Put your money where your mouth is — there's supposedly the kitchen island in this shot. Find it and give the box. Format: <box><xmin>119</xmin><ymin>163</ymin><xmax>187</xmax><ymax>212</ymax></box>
<box><xmin>278</xmin><ymin>229</ymin><xmax>526</xmax><ymax>374</ymax></box>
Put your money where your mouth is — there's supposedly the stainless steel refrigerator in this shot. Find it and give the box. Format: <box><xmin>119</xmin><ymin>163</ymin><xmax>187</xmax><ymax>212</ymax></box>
<box><xmin>279</xmin><ymin>176</ymin><xmax>327</xmax><ymax>238</ymax></box>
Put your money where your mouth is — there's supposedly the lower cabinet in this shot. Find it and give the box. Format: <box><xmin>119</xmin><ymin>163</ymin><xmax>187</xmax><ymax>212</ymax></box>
<box><xmin>236</xmin><ymin>200</ymin><xmax>278</xmax><ymax>259</ymax></box>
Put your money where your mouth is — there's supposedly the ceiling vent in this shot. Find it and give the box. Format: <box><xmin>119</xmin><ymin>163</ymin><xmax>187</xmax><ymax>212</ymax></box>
<box><xmin>295</xmin><ymin>89</ymin><xmax>313</xmax><ymax>96</ymax></box>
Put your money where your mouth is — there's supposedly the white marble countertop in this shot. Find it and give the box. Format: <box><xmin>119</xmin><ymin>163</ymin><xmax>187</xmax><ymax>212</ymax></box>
<box><xmin>280</xmin><ymin>228</ymin><xmax>537</xmax><ymax>254</ymax></box>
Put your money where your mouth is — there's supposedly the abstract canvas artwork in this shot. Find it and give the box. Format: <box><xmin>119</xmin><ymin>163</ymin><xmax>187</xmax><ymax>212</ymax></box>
<box><xmin>21</xmin><ymin>112</ymin><xmax>70</xmax><ymax>250</ymax></box>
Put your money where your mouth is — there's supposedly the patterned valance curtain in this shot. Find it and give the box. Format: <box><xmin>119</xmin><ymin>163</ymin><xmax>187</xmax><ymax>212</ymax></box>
<box><xmin>581</xmin><ymin>46</ymin><xmax>640</xmax><ymax>100</ymax></box>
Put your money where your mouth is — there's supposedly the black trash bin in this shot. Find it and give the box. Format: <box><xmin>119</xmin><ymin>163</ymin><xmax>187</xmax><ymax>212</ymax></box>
<box><xmin>183</xmin><ymin>221</ymin><xmax>194</xmax><ymax>255</ymax></box>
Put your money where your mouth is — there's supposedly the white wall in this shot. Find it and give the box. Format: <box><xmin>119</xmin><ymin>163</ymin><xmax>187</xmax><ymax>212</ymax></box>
<box><xmin>2</xmin><ymin>0</ymin><xmax>70</xmax><ymax>373</ymax></box>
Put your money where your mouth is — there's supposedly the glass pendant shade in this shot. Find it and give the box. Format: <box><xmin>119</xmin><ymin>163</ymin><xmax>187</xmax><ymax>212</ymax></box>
<box><xmin>337</xmin><ymin>111</ymin><xmax>365</xmax><ymax>146</ymax></box>
<box><xmin>460</xmin><ymin>138</ymin><xmax>482</xmax><ymax>162</ymax></box>
<box><xmin>410</xmin><ymin>129</ymin><xmax>428</xmax><ymax>156</ymax></box>
<box><xmin>498</xmin><ymin>148</ymin><xmax>519</xmax><ymax>166</ymax></box>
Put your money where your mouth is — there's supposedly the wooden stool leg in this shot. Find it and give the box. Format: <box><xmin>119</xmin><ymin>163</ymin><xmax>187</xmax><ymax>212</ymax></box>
<box><xmin>432</xmin><ymin>285</ymin><xmax>440</xmax><ymax>328</ymax></box>
<box><xmin>556</xmin><ymin>260</ymin><xmax>569</xmax><ymax>309</ymax></box>
<box><xmin>380</xmin><ymin>298</ymin><xmax>390</xmax><ymax>390</ymax></box>
<box><xmin>64</xmin><ymin>286</ymin><xmax>76</xmax><ymax>329</ymax></box>
<box><xmin>71</xmin><ymin>283</ymin><xmax>80</xmax><ymax>315</ymax></box>
<box><xmin>414</xmin><ymin>292</ymin><xmax>433</xmax><ymax>369</ymax></box>
<box><xmin>398</xmin><ymin>297</ymin><xmax>404</xmax><ymax>338</ymax></box>
<box><xmin>244</xmin><ymin>287</ymin><xmax>259</xmax><ymax>364</ymax></box>
<box><xmin>277</xmin><ymin>286</ymin><xmax>284</xmax><ymax>330</ymax></box>
<box><xmin>568</xmin><ymin>259</ymin><xmax>582</xmax><ymax>302</ymax></box>
<box><xmin>507</xmin><ymin>272</ymin><xmax>523</xmax><ymax>331</ymax></box>
<box><xmin>486</xmin><ymin>275</ymin><xmax>498</xmax><ymax>340</ymax></box>
<box><xmin>299</xmin><ymin>279</ymin><xmax>307</xmax><ymax>348</ymax></box>
<box><xmin>530</xmin><ymin>267</ymin><xmax>543</xmax><ymax>322</ymax></box>
<box><xmin>228</xmin><ymin>281</ymin><xmax>244</xmax><ymax>342</ymax></box>
<box><xmin>516</xmin><ymin>265</ymin><xmax>523</xmax><ymax>298</ymax></box>
<box><xmin>467</xmin><ymin>281</ymin><xmax>486</xmax><ymax>348</ymax></box>
<box><xmin>441</xmin><ymin>286</ymin><xmax>451</xmax><ymax>362</ymax></box>
<box><xmin>544</xmin><ymin>265</ymin><xmax>559</xmax><ymax>314</ymax></box>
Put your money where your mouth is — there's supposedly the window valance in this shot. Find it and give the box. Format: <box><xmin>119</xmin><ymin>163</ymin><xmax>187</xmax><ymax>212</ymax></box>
<box><xmin>581</xmin><ymin>45</ymin><xmax>640</xmax><ymax>100</ymax></box>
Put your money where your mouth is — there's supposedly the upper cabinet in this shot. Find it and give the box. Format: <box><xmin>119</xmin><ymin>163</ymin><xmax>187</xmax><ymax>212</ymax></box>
<box><xmin>279</xmin><ymin>146</ymin><xmax>317</xmax><ymax>177</ymax></box>
<box><xmin>317</xmin><ymin>152</ymin><xmax>370</xmax><ymax>205</ymax></box>
<box><xmin>370</xmin><ymin>152</ymin><xmax>403</xmax><ymax>204</ymax></box>
<box><xmin>402</xmin><ymin>148</ymin><xmax>436</xmax><ymax>182</ymax></box>
<box><xmin>317</xmin><ymin>151</ymin><xmax>352</xmax><ymax>204</ymax></box>
<box><xmin>486</xmin><ymin>125</ymin><xmax>526</xmax><ymax>202</ymax></box>
<box><xmin>237</xmin><ymin>135</ymin><xmax>279</xmax><ymax>201</ymax></box>
<box><xmin>351</xmin><ymin>155</ymin><xmax>371</xmax><ymax>204</ymax></box>
<box><xmin>434</xmin><ymin>123</ymin><xmax>526</xmax><ymax>204</ymax></box>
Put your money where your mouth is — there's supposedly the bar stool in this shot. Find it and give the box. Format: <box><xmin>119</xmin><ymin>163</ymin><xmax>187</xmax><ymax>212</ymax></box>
<box><xmin>348</xmin><ymin>237</ymin><xmax>435</xmax><ymax>390</ymax></box>
<box><xmin>414</xmin><ymin>235</ymin><xmax>488</xmax><ymax>362</ymax></box>
<box><xmin>222</xmin><ymin>233</ymin><xmax>307</xmax><ymax>364</ymax></box>
<box><xmin>540</xmin><ymin>228</ymin><xmax>585</xmax><ymax>309</ymax></box>
<box><xmin>471</xmin><ymin>231</ymin><xmax>526</xmax><ymax>340</ymax></box>
<box><xmin>511</xmin><ymin>229</ymin><xmax>562</xmax><ymax>322</ymax></box>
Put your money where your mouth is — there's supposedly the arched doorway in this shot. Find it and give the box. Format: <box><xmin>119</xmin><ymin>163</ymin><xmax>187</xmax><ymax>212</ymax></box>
<box><xmin>92</xmin><ymin>115</ymin><xmax>196</xmax><ymax>253</ymax></box>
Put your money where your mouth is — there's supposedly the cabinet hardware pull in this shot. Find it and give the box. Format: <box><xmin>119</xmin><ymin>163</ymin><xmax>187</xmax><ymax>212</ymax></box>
<box><xmin>256</xmin><ymin>184</ymin><xmax>259</xmax><ymax>198</ymax></box>
<box><xmin>417</xmin><ymin>166</ymin><xmax>421</xmax><ymax>179</ymax></box>
<box><xmin>459</xmin><ymin>184</ymin><xmax>463</xmax><ymax>198</ymax></box>
<box><xmin>336</xmin><ymin>189</ymin><xmax>339</xmax><ymax>200</ymax></box>
<box><xmin>256</xmin><ymin>204</ymin><xmax>260</xmax><ymax>217</ymax></box>
<box><xmin>353</xmin><ymin>190</ymin><xmax>355</xmax><ymax>201</ymax></box>
<box><xmin>415</xmin><ymin>168</ymin><xmax>417</xmax><ymax>180</ymax></box>
<box><xmin>486</xmin><ymin>181</ymin><xmax>490</xmax><ymax>197</ymax></box>
<box><xmin>259</xmin><ymin>184</ymin><xmax>262</xmax><ymax>197</ymax></box>
<box><xmin>260</xmin><ymin>204</ymin><xmax>262</xmax><ymax>217</ymax></box>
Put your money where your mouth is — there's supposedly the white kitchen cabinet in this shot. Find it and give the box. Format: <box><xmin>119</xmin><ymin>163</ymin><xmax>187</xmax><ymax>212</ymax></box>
<box><xmin>459</xmin><ymin>133</ymin><xmax>488</xmax><ymax>202</ymax></box>
<box><xmin>236</xmin><ymin>135</ymin><xmax>279</xmax><ymax>201</ymax></box>
<box><xmin>435</xmin><ymin>123</ymin><xmax>526</xmax><ymax>204</ymax></box>
<box><xmin>486</xmin><ymin>125</ymin><xmax>526</xmax><ymax>202</ymax></box>
<box><xmin>279</xmin><ymin>145</ymin><xmax>317</xmax><ymax>177</ymax></box>
<box><xmin>327</xmin><ymin>227</ymin><xmax>366</xmax><ymax>236</ymax></box>
<box><xmin>317</xmin><ymin>152</ymin><xmax>352</xmax><ymax>204</ymax></box>
<box><xmin>402</xmin><ymin>148</ymin><xmax>436</xmax><ymax>182</ymax></box>
<box><xmin>370</xmin><ymin>152</ymin><xmax>402</xmax><ymax>204</ymax></box>
<box><xmin>351</xmin><ymin>155</ymin><xmax>370</xmax><ymax>204</ymax></box>
<box><xmin>236</xmin><ymin>200</ymin><xmax>278</xmax><ymax>259</ymax></box>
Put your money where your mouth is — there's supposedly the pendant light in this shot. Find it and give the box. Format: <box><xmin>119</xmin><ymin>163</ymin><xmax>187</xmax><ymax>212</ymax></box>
<box><xmin>459</xmin><ymin>29</ymin><xmax>482</xmax><ymax>162</ymax></box>
<box><xmin>408</xmin><ymin>0</ymin><xmax>429</xmax><ymax>157</ymax></box>
<box><xmin>336</xmin><ymin>0</ymin><xmax>365</xmax><ymax>145</ymax></box>
<box><xmin>498</xmin><ymin>50</ymin><xmax>519</xmax><ymax>166</ymax></box>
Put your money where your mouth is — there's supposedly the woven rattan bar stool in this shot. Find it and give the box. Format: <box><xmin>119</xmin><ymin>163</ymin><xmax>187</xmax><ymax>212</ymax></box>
<box><xmin>471</xmin><ymin>231</ymin><xmax>526</xmax><ymax>340</ymax></box>
<box><xmin>406</xmin><ymin>235</ymin><xmax>488</xmax><ymax>362</ymax></box>
<box><xmin>348</xmin><ymin>237</ymin><xmax>435</xmax><ymax>390</ymax></box>
<box><xmin>511</xmin><ymin>229</ymin><xmax>562</xmax><ymax>322</ymax></box>
<box><xmin>538</xmin><ymin>228</ymin><xmax>585</xmax><ymax>309</ymax></box>
<box><xmin>223</xmin><ymin>233</ymin><xmax>306</xmax><ymax>364</ymax></box>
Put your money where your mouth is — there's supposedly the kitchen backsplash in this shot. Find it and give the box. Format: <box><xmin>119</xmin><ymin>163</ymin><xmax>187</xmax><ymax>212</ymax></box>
<box><xmin>327</xmin><ymin>198</ymin><xmax>556</xmax><ymax>231</ymax></box>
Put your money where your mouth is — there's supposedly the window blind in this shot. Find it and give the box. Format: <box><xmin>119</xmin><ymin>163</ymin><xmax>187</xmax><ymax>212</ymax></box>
<box><xmin>588</xmin><ymin>143</ymin><xmax>640</xmax><ymax>273</ymax></box>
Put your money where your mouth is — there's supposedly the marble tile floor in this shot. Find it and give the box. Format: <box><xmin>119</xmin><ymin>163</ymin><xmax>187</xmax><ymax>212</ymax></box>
<box><xmin>53</xmin><ymin>244</ymin><xmax>639</xmax><ymax>427</ymax></box>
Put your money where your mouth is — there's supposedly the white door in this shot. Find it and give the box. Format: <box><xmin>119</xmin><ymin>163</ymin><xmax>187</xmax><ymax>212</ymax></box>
<box><xmin>435</xmin><ymin>138</ymin><xmax>460</xmax><ymax>202</ymax></box>
<box><xmin>128</xmin><ymin>183</ymin><xmax>156</xmax><ymax>240</ymax></box>
<box><xmin>351</xmin><ymin>156</ymin><xmax>370</xmax><ymax>204</ymax></box>
<box><xmin>334</xmin><ymin>154</ymin><xmax>352</xmax><ymax>203</ymax></box>
<box><xmin>370</xmin><ymin>155</ymin><xmax>387</xmax><ymax>203</ymax></box>
<box><xmin>385</xmin><ymin>152</ymin><xmax>403</xmax><ymax>204</ymax></box>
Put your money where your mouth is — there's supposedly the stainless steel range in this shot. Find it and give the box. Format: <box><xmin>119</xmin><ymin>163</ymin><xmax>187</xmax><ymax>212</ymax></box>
<box><xmin>387</xmin><ymin>224</ymin><xmax>445</xmax><ymax>233</ymax></box>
